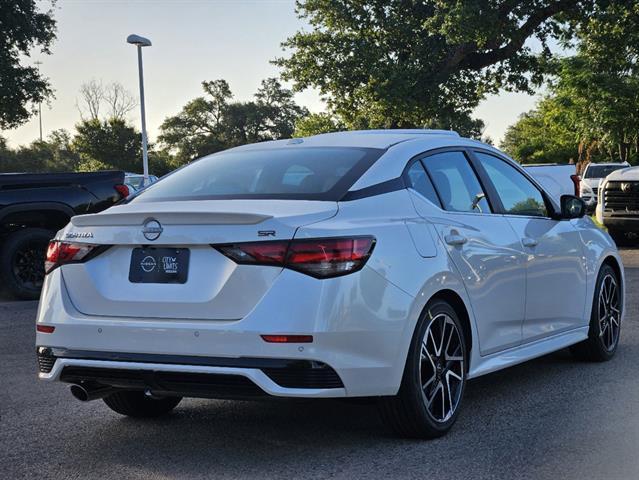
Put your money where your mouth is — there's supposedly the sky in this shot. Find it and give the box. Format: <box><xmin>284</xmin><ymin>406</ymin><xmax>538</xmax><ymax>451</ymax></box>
<box><xmin>4</xmin><ymin>0</ymin><xmax>543</xmax><ymax>148</ymax></box>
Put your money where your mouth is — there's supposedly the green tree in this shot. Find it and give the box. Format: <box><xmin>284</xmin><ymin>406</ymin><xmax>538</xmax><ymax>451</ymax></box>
<box><xmin>0</xmin><ymin>0</ymin><xmax>57</xmax><ymax>128</ymax></box>
<box><xmin>275</xmin><ymin>0</ymin><xmax>600</xmax><ymax>133</ymax></box>
<box><xmin>159</xmin><ymin>78</ymin><xmax>308</xmax><ymax>165</ymax></box>
<box><xmin>551</xmin><ymin>56</ymin><xmax>639</xmax><ymax>164</ymax></box>
<box><xmin>72</xmin><ymin>118</ymin><xmax>142</xmax><ymax>172</ymax></box>
<box><xmin>0</xmin><ymin>136</ymin><xmax>17</xmax><ymax>172</ymax></box>
<box><xmin>293</xmin><ymin>112</ymin><xmax>345</xmax><ymax>137</ymax></box>
<box><xmin>500</xmin><ymin>97</ymin><xmax>578</xmax><ymax>164</ymax></box>
<box><xmin>503</xmin><ymin>45</ymin><xmax>639</xmax><ymax>165</ymax></box>
<box><xmin>0</xmin><ymin>130</ymin><xmax>81</xmax><ymax>173</ymax></box>
<box><xmin>501</xmin><ymin>1</ymin><xmax>639</xmax><ymax>165</ymax></box>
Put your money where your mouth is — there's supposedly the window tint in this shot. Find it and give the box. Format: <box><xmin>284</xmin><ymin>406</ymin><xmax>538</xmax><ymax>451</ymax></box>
<box><xmin>132</xmin><ymin>147</ymin><xmax>382</xmax><ymax>202</ymax></box>
<box><xmin>584</xmin><ymin>164</ymin><xmax>626</xmax><ymax>179</ymax></box>
<box><xmin>476</xmin><ymin>152</ymin><xmax>548</xmax><ymax>217</ymax></box>
<box><xmin>406</xmin><ymin>161</ymin><xmax>441</xmax><ymax>207</ymax></box>
<box><xmin>423</xmin><ymin>151</ymin><xmax>490</xmax><ymax>213</ymax></box>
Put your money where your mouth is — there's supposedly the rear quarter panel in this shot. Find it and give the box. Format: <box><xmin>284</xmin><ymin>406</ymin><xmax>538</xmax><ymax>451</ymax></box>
<box><xmin>296</xmin><ymin>190</ymin><xmax>480</xmax><ymax>393</ymax></box>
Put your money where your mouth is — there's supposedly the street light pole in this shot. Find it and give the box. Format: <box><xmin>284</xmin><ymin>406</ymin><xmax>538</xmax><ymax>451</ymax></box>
<box><xmin>34</xmin><ymin>61</ymin><xmax>43</xmax><ymax>141</ymax></box>
<box><xmin>38</xmin><ymin>102</ymin><xmax>42</xmax><ymax>142</ymax></box>
<box><xmin>127</xmin><ymin>34</ymin><xmax>152</xmax><ymax>186</ymax></box>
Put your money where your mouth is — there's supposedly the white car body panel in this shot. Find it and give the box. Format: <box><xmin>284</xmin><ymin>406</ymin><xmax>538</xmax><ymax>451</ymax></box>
<box><xmin>523</xmin><ymin>164</ymin><xmax>576</xmax><ymax>203</ymax></box>
<box><xmin>36</xmin><ymin>130</ymin><xmax>625</xmax><ymax>399</ymax></box>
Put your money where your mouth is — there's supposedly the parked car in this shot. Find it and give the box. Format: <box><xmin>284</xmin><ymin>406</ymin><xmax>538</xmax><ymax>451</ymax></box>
<box><xmin>0</xmin><ymin>171</ymin><xmax>127</xmax><ymax>299</ymax></box>
<box><xmin>36</xmin><ymin>130</ymin><xmax>623</xmax><ymax>438</ymax></box>
<box><xmin>596</xmin><ymin>165</ymin><xmax>639</xmax><ymax>243</ymax></box>
<box><xmin>580</xmin><ymin>162</ymin><xmax>629</xmax><ymax>212</ymax></box>
<box><xmin>522</xmin><ymin>163</ymin><xmax>577</xmax><ymax>203</ymax></box>
<box><xmin>124</xmin><ymin>172</ymin><xmax>158</xmax><ymax>192</ymax></box>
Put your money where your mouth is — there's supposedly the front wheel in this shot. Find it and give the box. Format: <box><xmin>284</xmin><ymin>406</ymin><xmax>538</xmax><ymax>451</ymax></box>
<box><xmin>570</xmin><ymin>264</ymin><xmax>622</xmax><ymax>362</ymax></box>
<box><xmin>103</xmin><ymin>391</ymin><xmax>182</xmax><ymax>418</ymax></box>
<box><xmin>378</xmin><ymin>299</ymin><xmax>467</xmax><ymax>438</ymax></box>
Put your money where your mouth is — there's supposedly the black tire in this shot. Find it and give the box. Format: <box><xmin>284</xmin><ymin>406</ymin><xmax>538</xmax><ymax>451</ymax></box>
<box><xmin>570</xmin><ymin>264</ymin><xmax>622</xmax><ymax>362</ymax></box>
<box><xmin>0</xmin><ymin>228</ymin><xmax>53</xmax><ymax>300</ymax></box>
<box><xmin>103</xmin><ymin>391</ymin><xmax>182</xmax><ymax>418</ymax></box>
<box><xmin>607</xmin><ymin>229</ymin><xmax>628</xmax><ymax>247</ymax></box>
<box><xmin>378</xmin><ymin>299</ymin><xmax>468</xmax><ymax>439</ymax></box>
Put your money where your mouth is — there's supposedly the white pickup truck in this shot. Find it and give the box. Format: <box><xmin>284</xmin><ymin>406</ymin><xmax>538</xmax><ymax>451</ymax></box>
<box><xmin>596</xmin><ymin>166</ymin><xmax>639</xmax><ymax>243</ymax></box>
<box><xmin>523</xmin><ymin>164</ymin><xmax>577</xmax><ymax>203</ymax></box>
<box><xmin>579</xmin><ymin>162</ymin><xmax>629</xmax><ymax>212</ymax></box>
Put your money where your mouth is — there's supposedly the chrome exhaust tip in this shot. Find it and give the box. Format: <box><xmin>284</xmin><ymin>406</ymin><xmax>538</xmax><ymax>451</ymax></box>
<box><xmin>70</xmin><ymin>384</ymin><xmax>116</xmax><ymax>402</ymax></box>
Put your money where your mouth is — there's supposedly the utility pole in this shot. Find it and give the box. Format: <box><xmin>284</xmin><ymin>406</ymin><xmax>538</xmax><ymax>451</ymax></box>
<box><xmin>34</xmin><ymin>61</ymin><xmax>43</xmax><ymax>141</ymax></box>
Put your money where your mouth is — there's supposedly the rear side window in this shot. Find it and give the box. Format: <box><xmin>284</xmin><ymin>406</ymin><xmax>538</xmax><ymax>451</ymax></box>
<box><xmin>423</xmin><ymin>151</ymin><xmax>491</xmax><ymax>213</ymax></box>
<box><xmin>406</xmin><ymin>161</ymin><xmax>441</xmax><ymax>207</ymax></box>
<box><xmin>132</xmin><ymin>147</ymin><xmax>383</xmax><ymax>202</ymax></box>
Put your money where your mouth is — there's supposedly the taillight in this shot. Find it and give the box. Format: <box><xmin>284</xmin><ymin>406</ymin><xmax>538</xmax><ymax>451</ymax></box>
<box><xmin>571</xmin><ymin>174</ymin><xmax>581</xmax><ymax>197</ymax></box>
<box><xmin>45</xmin><ymin>241</ymin><xmax>99</xmax><ymax>274</ymax></box>
<box><xmin>217</xmin><ymin>241</ymin><xmax>288</xmax><ymax>266</ymax></box>
<box><xmin>114</xmin><ymin>184</ymin><xmax>130</xmax><ymax>198</ymax></box>
<box><xmin>216</xmin><ymin>236</ymin><xmax>375</xmax><ymax>279</ymax></box>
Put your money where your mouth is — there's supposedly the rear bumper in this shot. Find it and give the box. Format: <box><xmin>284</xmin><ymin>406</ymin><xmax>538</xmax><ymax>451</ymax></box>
<box><xmin>36</xmin><ymin>266</ymin><xmax>416</xmax><ymax>398</ymax></box>
<box><xmin>37</xmin><ymin>348</ymin><xmax>345</xmax><ymax>398</ymax></box>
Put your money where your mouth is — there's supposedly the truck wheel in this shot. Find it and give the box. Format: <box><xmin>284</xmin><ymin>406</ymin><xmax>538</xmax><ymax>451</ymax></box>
<box><xmin>0</xmin><ymin>228</ymin><xmax>53</xmax><ymax>300</ymax></box>
<box><xmin>607</xmin><ymin>229</ymin><xmax>627</xmax><ymax>246</ymax></box>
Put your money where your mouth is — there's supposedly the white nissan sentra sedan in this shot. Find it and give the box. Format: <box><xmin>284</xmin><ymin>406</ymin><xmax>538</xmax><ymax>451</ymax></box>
<box><xmin>36</xmin><ymin>130</ymin><xmax>624</xmax><ymax>438</ymax></box>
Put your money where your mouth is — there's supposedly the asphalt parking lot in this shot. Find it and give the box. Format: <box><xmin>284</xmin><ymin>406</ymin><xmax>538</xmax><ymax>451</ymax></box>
<box><xmin>1</xmin><ymin>249</ymin><xmax>638</xmax><ymax>480</ymax></box>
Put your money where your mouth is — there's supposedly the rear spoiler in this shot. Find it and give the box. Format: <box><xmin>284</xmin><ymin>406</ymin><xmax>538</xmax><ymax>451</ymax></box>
<box><xmin>72</xmin><ymin>211</ymin><xmax>272</xmax><ymax>226</ymax></box>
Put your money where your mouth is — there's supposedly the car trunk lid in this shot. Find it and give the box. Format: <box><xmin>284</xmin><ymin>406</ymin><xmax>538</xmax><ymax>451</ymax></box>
<box><xmin>61</xmin><ymin>200</ymin><xmax>337</xmax><ymax>320</ymax></box>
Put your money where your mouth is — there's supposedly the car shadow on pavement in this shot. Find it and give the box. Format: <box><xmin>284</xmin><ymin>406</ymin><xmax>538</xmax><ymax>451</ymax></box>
<box><xmin>59</xmin><ymin>337</ymin><xmax>637</xmax><ymax>479</ymax></box>
<box><xmin>56</xmin><ymin>254</ymin><xmax>639</xmax><ymax>478</ymax></box>
<box><xmin>11</xmin><ymin>251</ymin><xmax>639</xmax><ymax>479</ymax></box>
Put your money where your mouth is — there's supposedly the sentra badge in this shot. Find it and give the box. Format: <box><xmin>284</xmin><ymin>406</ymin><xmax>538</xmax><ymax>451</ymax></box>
<box><xmin>65</xmin><ymin>232</ymin><xmax>94</xmax><ymax>239</ymax></box>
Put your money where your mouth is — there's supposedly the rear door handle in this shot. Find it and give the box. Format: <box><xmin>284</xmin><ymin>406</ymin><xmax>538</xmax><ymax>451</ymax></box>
<box><xmin>522</xmin><ymin>237</ymin><xmax>538</xmax><ymax>248</ymax></box>
<box><xmin>445</xmin><ymin>234</ymin><xmax>468</xmax><ymax>246</ymax></box>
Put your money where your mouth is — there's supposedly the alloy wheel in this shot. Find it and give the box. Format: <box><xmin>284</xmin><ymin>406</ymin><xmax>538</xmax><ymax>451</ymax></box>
<box><xmin>419</xmin><ymin>313</ymin><xmax>465</xmax><ymax>422</ymax></box>
<box><xmin>598</xmin><ymin>273</ymin><xmax>621</xmax><ymax>351</ymax></box>
<box><xmin>11</xmin><ymin>240</ymin><xmax>47</xmax><ymax>291</ymax></box>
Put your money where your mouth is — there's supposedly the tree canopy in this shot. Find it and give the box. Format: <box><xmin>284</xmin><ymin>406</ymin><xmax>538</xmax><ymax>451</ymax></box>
<box><xmin>275</xmin><ymin>0</ymin><xmax>600</xmax><ymax>135</ymax></box>
<box><xmin>501</xmin><ymin>2</ymin><xmax>639</xmax><ymax>165</ymax></box>
<box><xmin>500</xmin><ymin>97</ymin><xmax>577</xmax><ymax>164</ymax></box>
<box><xmin>158</xmin><ymin>78</ymin><xmax>308</xmax><ymax>164</ymax></box>
<box><xmin>0</xmin><ymin>0</ymin><xmax>57</xmax><ymax>129</ymax></box>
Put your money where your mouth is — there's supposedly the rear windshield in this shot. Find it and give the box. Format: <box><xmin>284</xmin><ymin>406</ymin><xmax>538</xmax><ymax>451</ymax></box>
<box><xmin>132</xmin><ymin>147</ymin><xmax>383</xmax><ymax>202</ymax></box>
<box><xmin>584</xmin><ymin>165</ymin><xmax>626</xmax><ymax>179</ymax></box>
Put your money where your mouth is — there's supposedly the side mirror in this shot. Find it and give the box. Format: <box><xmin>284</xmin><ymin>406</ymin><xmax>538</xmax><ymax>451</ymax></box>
<box><xmin>559</xmin><ymin>194</ymin><xmax>586</xmax><ymax>219</ymax></box>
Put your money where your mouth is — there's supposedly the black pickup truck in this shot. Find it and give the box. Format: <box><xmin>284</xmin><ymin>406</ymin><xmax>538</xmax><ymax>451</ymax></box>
<box><xmin>0</xmin><ymin>171</ymin><xmax>127</xmax><ymax>299</ymax></box>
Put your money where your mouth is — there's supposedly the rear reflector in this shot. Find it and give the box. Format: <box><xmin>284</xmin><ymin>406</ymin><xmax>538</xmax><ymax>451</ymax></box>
<box><xmin>216</xmin><ymin>236</ymin><xmax>375</xmax><ymax>279</ymax></box>
<box><xmin>261</xmin><ymin>335</ymin><xmax>313</xmax><ymax>343</ymax></box>
<box><xmin>36</xmin><ymin>325</ymin><xmax>55</xmax><ymax>334</ymax></box>
<box><xmin>570</xmin><ymin>174</ymin><xmax>581</xmax><ymax>197</ymax></box>
<box><xmin>45</xmin><ymin>241</ymin><xmax>101</xmax><ymax>274</ymax></box>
